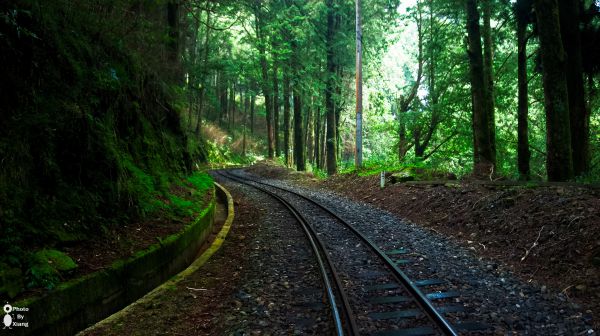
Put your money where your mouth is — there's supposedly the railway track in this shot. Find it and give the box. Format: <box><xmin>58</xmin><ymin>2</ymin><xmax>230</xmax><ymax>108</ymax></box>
<box><xmin>217</xmin><ymin>170</ymin><xmax>359</xmax><ymax>336</ymax></box>
<box><xmin>216</xmin><ymin>169</ymin><xmax>479</xmax><ymax>336</ymax></box>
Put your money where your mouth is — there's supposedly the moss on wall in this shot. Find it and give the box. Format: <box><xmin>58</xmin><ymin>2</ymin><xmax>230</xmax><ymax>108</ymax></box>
<box><xmin>13</xmin><ymin>194</ymin><xmax>215</xmax><ymax>336</ymax></box>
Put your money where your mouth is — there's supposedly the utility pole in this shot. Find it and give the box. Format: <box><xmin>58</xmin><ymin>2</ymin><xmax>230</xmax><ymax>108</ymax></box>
<box><xmin>355</xmin><ymin>0</ymin><xmax>363</xmax><ymax>169</ymax></box>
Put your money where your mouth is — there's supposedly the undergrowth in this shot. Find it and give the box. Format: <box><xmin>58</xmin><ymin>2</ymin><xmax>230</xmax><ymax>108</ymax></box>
<box><xmin>0</xmin><ymin>1</ymin><xmax>210</xmax><ymax>299</ymax></box>
<box><xmin>200</xmin><ymin>122</ymin><xmax>264</xmax><ymax>167</ymax></box>
<box><xmin>338</xmin><ymin>158</ymin><xmax>456</xmax><ymax>180</ymax></box>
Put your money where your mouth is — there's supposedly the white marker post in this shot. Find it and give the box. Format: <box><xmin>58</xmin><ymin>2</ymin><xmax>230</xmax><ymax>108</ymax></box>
<box><xmin>380</xmin><ymin>171</ymin><xmax>385</xmax><ymax>189</ymax></box>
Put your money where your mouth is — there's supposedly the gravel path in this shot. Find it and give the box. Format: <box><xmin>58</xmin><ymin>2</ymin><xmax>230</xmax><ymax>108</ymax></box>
<box><xmin>233</xmin><ymin>169</ymin><xmax>596</xmax><ymax>336</ymax></box>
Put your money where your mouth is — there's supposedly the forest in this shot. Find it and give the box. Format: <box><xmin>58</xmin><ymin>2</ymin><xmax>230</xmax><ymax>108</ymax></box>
<box><xmin>0</xmin><ymin>0</ymin><xmax>599</xmax><ymax>322</ymax></box>
<box><xmin>172</xmin><ymin>0</ymin><xmax>600</xmax><ymax>182</ymax></box>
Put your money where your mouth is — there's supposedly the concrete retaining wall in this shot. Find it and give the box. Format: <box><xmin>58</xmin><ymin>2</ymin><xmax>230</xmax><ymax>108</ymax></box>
<box><xmin>13</xmin><ymin>187</ymin><xmax>217</xmax><ymax>336</ymax></box>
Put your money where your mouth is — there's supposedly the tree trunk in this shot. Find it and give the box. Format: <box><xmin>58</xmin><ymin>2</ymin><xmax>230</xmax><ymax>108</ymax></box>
<box><xmin>243</xmin><ymin>88</ymin><xmax>248</xmax><ymax>156</ymax></box>
<box><xmin>335</xmin><ymin>67</ymin><xmax>343</xmax><ymax>161</ymax></box>
<box><xmin>415</xmin><ymin>143</ymin><xmax>425</xmax><ymax>158</ymax></box>
<box><xmin>166</xmin><ymin>2</ymin><xmax>180</xmax><ymax>64</ymax></box>
<box><xmin>325</xmin><ymin>0</ymin><xmax>337</xmax><ymax>174</ymax></box>
<box><xmin>250</xmin><ymin>92</ymin><xmax>255</xmax><ymax>135</ymax></box>
<box><xmin>305</xmin><ymin>98</ymin><xmax>313</xmax><ymax>163</ymax></box>
<box><xmin>466</xmin><ymin>0</ymin><xmax>494</xmax><ymax>174</ymax></box>
<box><xmin>195</xmin><ymin>5</ymin><xmax>211</xmax><ymax>134</ymax></box>
<box><xmin>589</xmin><ymin>74</ymin><xmax>597</xmax><ymax>113</ymax></box>
<box><xmin>283</xmin><ymin>70</ymin><xmax>291</xmax><ymax>166</ymax></box>
<box><xmin>272</xmin><ymin>45</ymin><xmax>281</xmax><ymax>157</ymax></box>
<box><xmin>535</xmin><ymin>0</ymin><xmax>574</xmax><ymax>181</ymax></box>
<box><xmin>187</xmin><ymin>5</ymin><xmax>202</xmax><ymax>127</ymax></box>
<box><xmin>216</xmin><ymin>71</ymin><xmax>223</xmax><ymax>124</ymax></box>
<box><xmin>482</xmin><ymin>0</ymin><xmax>497</xmax><ymax>165</ymax></box>
<box><xmin>314</xmin><ymin>107</ymin><xmax>321</xmax><ymax>167</ymax></box>
<box><xmin>229</xmin><ymin>82</ymin><xmax>235</xmax><ymax>131</ymax></box>
<box><xmin>516</xmin><ymin>0</ymin><xmax>531</xmax><ymax>180</ymax></box>
<box><xmin>398</xmin><ymin>118</ymin><xmax>409</xmax><ymax>160</ymax></box>
<box><xmin>320</xmin><ymin>114</ymin><xmax>327</xmax><ymax>169</ymax></box>
<box><xmin>396</xmin><ymin>0</ymin><xmax>424</xmax><ymax>162</ymax></box>
<box><xmin>219</xmin><ymin>82</ymin><xmax>227</xmax><ymax>127</ymax></box>
<box><xmin>355</xmin><ymin>0</ymin><xmax>363</xmax><ymax>169</ymax></box>
<box><xmin>255</xmin><ymin>5</ymin><xmax>274</xmax><ymax>159</ymax></box>
<box><xmin>293</xmin><ymin>87</ymin><xmax>305</xmax><ymax>171</ymax></box>
<box><xmin>559</xmin><ymin>0</ymin><xmax>590</xmax><ymax>176</ymax></box>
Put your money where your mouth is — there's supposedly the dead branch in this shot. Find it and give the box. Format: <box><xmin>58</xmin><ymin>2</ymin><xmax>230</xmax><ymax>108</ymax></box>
<box><xmin>521</xmin><ymin>225</ymin><xmax>545</xmax><ymax>262</ymax></box>
<box><xmin>186</xmin><ymin>287</ymin><xmax>208</xmax><ymax>291</ymax></box>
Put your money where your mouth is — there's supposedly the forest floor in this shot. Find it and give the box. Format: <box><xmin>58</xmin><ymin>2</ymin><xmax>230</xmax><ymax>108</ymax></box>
<box><xmin>246</xmin><ymin>161</ymin><xmax>600</xmax><ymax>330</ymax></box>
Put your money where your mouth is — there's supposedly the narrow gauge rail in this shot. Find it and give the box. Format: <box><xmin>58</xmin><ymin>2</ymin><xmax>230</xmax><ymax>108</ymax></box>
<box><xmin>220</xmin><ymin>170</ymin><xmax>460</xmax><ymax>336</ymax></box>
<box><xmin>216</xmin><ymin>171</ymin><xmax>360</xmax><ymax>336</ymax></box>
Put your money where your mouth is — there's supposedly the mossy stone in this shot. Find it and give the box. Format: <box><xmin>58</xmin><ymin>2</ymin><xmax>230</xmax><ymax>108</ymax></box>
<box><xmin>33</xmin><ymin>249</ymin><xmax>78</xmax><ymax>272</ymax></box>
<box><xmin>391</xmin><ymin>171</ymin><xmax>416</xmax><ymax>183</ymax></box>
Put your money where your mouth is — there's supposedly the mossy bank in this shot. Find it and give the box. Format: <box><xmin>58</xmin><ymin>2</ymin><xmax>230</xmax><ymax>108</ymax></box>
<box><xmin>10</xmin><ymin>186</ymin><xmax>217</xmax><ymax>336</ymax></box>
<box><xmin>0</xmin><ymin>0</ymin><xmax>207</xmax><ymax>299</ymax></box>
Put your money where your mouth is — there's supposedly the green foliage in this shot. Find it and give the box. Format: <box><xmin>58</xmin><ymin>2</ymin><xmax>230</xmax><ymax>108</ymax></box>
<box><xmin>308</xmin><ymin>165</ymin><xmax>328</xmax><ymax>180</ymax></box>
<box><xmin>27</xmin><ymin>249</ymin><xmax>77</xmax><ymax>290</ymax></box>
<box><xmin>206</xmin><ymin>140</ymin><xmax>234</xmax><ymax>164</ymax></box>
<box><xmin>0</xmin><ymin>0</ymin><xmax>211</xmax><ymax>298</ymax></box>
<box><xmin>33</xmin><ymin>249</ymin><xmax>77</xmax><ymax>272</ymax></box>
<box><xmin>162</xmin><ymin>172</ymin><xmax>214</xmax><ymax>218</ymax></box>
<box><xmin>338</xmin><ymin>157</ymin><xmax>455</xmax><ymax>181</ymax></box>
<box><xmin>121</xmin><ymin>157</ymin><xmax>165</xmax><ymax>216</ymax></box>
<box><xmin>339</xmin><ymin>158</ymin><xmax>409</xmax><ymax>176</ymax></box>
<box><xmin>186</xmin><ymin>172</ymin><xmax>213</xmax><ymax>194</ymax></box>
<box><xmin>202</xmin><ymin>131</ymin><xmax>261</xmax><ymax>167</ymax></box>
<box><xmin>167</xmin><ymin>195</ymin><xmax>194</xmax><ymax>217</ymax></box>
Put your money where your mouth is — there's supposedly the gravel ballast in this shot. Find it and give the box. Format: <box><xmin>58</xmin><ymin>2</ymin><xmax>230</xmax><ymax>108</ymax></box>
<box><xmin>234</xmin><ymin>168</ymin><xmax>595</xmax><ymax>336</ymax></box>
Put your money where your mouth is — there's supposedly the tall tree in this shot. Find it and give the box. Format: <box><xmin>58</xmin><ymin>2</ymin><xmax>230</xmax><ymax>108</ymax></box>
<box><xmin>187</xmin><ymin>5</ymin><xmax>202</xmax><ymax>127</ymax></box>
<box><xmin>195</xmin><ymin>4</ymin><xmax>212</xmax><ymax>134</ymax></box>
<box><xmin>466</xmin><ymin>0</ymin><xmax>495</xmax><ymax>174</ymax></box>
<box><xmin>272</xmin><ymin>41</ymin><xmax>281</xmax><ymax>157</ymax></box>
<box><xmin>243</xmin><ymin>88</ymin><xmax>249</xmax><ymax>156</ymax></box>
<box><xmin>229</xmin><ymin>82</ymin><xmax>236</xmax><ymax>131</ymax></box>
<box><xmin>534</xmin><ymin>0</ymin><xmax>574</xmax><ymax>181</ymax></box>
<box><xmin>396</xmin><ymin>0</ymin><xmax>424</xmax><ymax>160</ymax></box>
<box><xmin>167</xmin><ymin>1</ymin><xmax>180</xmax><ymax>64</ymax></box>
<box><xmin>325</xmin><ymin>0</ymin><xmax>338</xmax><ymax>175</ymax></box>
<box><xmin>559</xmin><ymin>0</ymin><xmax>590</xmax><ymax>176</ymax></box>
<box><xmin>516</xmin><ymin>0</ymin><xmax>531</xmax><ymax>180</ymax></box>
<box><xmin>314</xmin><ymin>107</ymin><xmax>321</xmax><ymax>166</ymax></box>
<box><xmin>482</xmin><ymin>0</ymin><xmax>497</xmax><ymax>165</ymax></box>
<box><xmin>292</xmin><ymin>40</ymin><xmax>306</xmax><ymax>171</ymax></box>
<box><xmin>293</xmin><ymin>90</ymin><xmax>305</xmax><ymax>171</ymax></box>
<box><xmin>254</xmin><ymin>2</ymin><xmax>275</xmax><ymax>159</ymax></box>
<box><xmin>283</xmin><ymin>68</ymin><xmax>292</xmax><ymax>166</ymax></box>
<box><xmin>250</xmin><ymin>91</ymin><xmax>256</xmax><ymax>135</ymax></box>
<box><xmin>305</xmin><ymin>98</ymin><xmax>314</xmax><ymax>163</ymax></box>
<box><xmin>355</xmin><ymin>0</ymin><xmax>363</xmax><ymax>168</ymax></box>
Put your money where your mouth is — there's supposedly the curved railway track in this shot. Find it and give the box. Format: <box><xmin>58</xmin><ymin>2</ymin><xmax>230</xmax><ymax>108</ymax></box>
<box><xmin>216</xmin><ymin>170</ymin><xmax>360</xmax><ymax>336</ymax></box>
<box><xmin>216</xmin><ymin>170</ymin><xmax>461</xmax><ymax>336</ymax></box>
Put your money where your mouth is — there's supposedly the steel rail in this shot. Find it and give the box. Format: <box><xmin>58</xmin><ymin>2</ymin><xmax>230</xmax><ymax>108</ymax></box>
<box><xmin>226</xmin><ymin>170</ymin><xmax>459</xmax><ymax>336</ymax></box>
<box><xmin>216</xmin><ymin>171</ymin><xmax>360</xmax><ymax>336</ymax></box>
